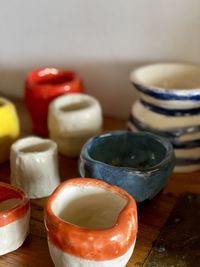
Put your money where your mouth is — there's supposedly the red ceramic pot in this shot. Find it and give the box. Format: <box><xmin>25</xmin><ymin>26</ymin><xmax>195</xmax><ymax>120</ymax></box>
<box><xmin>25</xmin><ymin>68</ymin><xmax>84</xmax><ymax>136</ymax></box>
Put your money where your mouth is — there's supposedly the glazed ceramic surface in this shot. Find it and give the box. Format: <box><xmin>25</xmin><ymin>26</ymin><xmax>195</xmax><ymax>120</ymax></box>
<box><xmin>0</xmin><ymin>97</ymin><xmax>20</xmax><ymax>163</ymax></box>
<box><xmin>44</xmin><ymin>178</ymin><xmax>137</xmax><ymax>267</ymax></box>
<box><xmin>0</xmin><ymin>182</ymin><xmax>30</xmax><ymax>255</ymax></box>
<box><xmin>79</xmin><ymin>131</ymin><xmax>175</xmax><ymax>202</ymax></box>
<box><xmin>128</xmin><ymin>63</ymin><xmax>200</xmax><ymax>172</ymax></box>
<box><xmin>10</xmin><ymin>136</ymin><xmax>60</xmax><ymax>199</ymax></box>
<box><xmin>25</xmin><ymin>67</ymin><xmax>84</xmax><ymax>136</ymax></box>
<box><xmin>48</xmin><ymin>93</ymin><xmax>103</xmax><ymax>157</ymax></box>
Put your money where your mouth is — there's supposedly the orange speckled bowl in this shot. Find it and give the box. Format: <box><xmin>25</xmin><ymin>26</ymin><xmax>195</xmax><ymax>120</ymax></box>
<box><xmin>44</xmin><ymin>178</ymin><xmax>138</xmax><ymax>267</ymax></box>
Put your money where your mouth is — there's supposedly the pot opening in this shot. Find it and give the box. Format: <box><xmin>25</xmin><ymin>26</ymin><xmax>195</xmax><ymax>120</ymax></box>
<box><xmin>60</xmin><ymin>99</ymin><xmax>91</xmax><ymax>112</ymax></box>
<box><xmin>133</xmin><ymin>64</ymin><xmax>200</xmax><ymax>90</ymax></box>
<box><xmin>0</xmin><ymin>99</ymin><xmax>6</xmax><ymax>107</ymax></box>
<box><xmin>0</xmin><ymin>186</ymin><xmax>22</xmax><ymax>211</ymax></box>
<box><xmin>19</xmin><ymin>141</ymin><xmax>52</xmax><ymax>153</ymax></box>
<box><xmin>37</xmin><ymin>69</ymin><xmax>75</xmax><ymax>85</ymax></box>
<box><xmin>51</xmin><ymin>184</ymin><xmax>127</xmax><ymax>229</ymax></box>
<box><xmin>88</xmin><ymin>133</ymin><xmax>167</xmax><ymax>170</ymax></box>
<box><xmin>0</xmin><ymin>199</ymin><xmax>22</xmax><ymax>211</ymax></box>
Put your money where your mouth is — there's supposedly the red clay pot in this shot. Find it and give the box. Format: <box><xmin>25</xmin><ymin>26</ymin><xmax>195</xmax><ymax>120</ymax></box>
<box><xmin>25</xmin><ymin>68</ymin><xmax>84</xmax><ymax>136</ymax></box>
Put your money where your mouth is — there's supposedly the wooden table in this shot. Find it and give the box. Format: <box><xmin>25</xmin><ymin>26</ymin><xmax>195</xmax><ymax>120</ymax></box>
<box><xmin>0</xmin><ymin>99</ymin><xmax>199</xmax><ymax>267</ymax></box>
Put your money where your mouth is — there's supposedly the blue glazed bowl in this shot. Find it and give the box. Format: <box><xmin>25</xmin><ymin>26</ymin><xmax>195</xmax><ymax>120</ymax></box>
<box><xmin>79</xmin><ymin>131</ymin><xmax>175</xmax><ymax>202</ymax></box>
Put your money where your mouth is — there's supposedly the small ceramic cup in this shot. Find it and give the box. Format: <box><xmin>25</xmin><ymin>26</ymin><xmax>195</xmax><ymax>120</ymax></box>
<box><xmin>48</xmin><ymin>93</ymin><xmax>103</xmax><ymax>157</ymax></box>
<box><xmin>25</xmin><ymin>67</ymin><xmax>84</xmax><ymax>136</ymax></box>
<box><xmin>0</xmin><ymin>97</ymin><xmax>20</xmax><ymax>163</ymax></box>
<box><xmin>128</xmin><ymin>63</ymin><xmax>200</xmax><ymax>172</ymax></box>
<box><xmin>0</xmin><ymin>182</ymin><xmax>30</xmax><ymax>255</ymax></box>
<box><xmin>10</xmin><ymin>136</ymin><xmax>60</xmax><ymax>199</ymax></box>
<box><xmin>79</xmin><ymin>131</ymin><xmax>175</xmax><ymax>202</ymax></box>
<box><xmin>44</xmin><ymin>178</ymin><xmax>137</xmax><ymax>267</ymax></box>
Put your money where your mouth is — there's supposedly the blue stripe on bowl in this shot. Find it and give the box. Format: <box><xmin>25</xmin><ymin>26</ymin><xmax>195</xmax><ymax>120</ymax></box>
<box><xmin>128</xmin><ymin>114</ymin><xmax>200</xmax><ymax>138</ymax></box>
<box><xmin>140</xmin><ymin>100</ymin><xmax>200</xmax><ymax>116</ymax></box>
<box><xmin>172</xmin><ymin>139</ymin><xmax>200</xmax><ymax>149</ymax></box>
<box><xmin>176</xmin><ymin>157</ymin><xmax>200</xmax><ymax>165</ymax></box>
<box><xmin>133</xmin><ymin>83</ymin><xmax>200</xmax><ymax>101</ymax></box>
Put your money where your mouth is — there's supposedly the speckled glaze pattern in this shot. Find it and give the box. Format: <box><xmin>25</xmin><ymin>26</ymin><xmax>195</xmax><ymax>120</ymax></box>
<box><xmin>128</xmin><ymin>63</ymin><xmax>200</xmax><ymax>172</ymax></box>
<box><xmin>44</xmin><ymin>178</ymin><xmax>137</xmax><ymax>267</ymax></box>
<box><xmin>0</xmin><ymin>182</ymin><xmax>30</xmax><ymax>255</ymax></box>
<box><xmin>79</xmin><ymin>131</ymin><xmax>175</xmax><ymax>203</ymax></box>
<box><xmin>25</xmin><ymin>68</ymin><xmax>84</xmax><ymax>136</ymax></box>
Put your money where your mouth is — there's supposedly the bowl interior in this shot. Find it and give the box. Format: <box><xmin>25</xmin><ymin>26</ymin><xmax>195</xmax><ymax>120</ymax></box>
<box><xmin>88</xmin><ymin>132</ymin><xmax>167</xmax><ymax>170</ymax></box>
<box><xmin>51</xmin><ymin>184</ymin><xmax>127</xmax><ymax>229</ymax></box>
<box><xmin>132</xmin><ymin>63</ymin><xmax>200</xmax><ymax>90</ymax></box>
<box><xmin>0</xmin><ymin>186</ymin><xmax>22</xmax><ymax>212</ymax></box>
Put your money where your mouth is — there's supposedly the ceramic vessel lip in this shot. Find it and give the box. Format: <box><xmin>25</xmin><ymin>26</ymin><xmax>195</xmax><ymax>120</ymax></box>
<box><xmin>11</xmin><ymin>136</ymin><xmax>57</xmax><ymax>155</ymax></box>
<box><xmin>0</xmin><ymin>97</ymin><xmax>10</xmax><ymax>108</ymax></box>
<box><xmin>0</xmin><ymin>182</ymin><xmax>30</xmax><ymax>227</ymax></box>
<box><xmin>45</xmin><ymin>178</ymin><xmax>138</xmax><ymax>261</ymax></box>
<box><xmin>80</xmin><ymin>130</ymin><xmax>174</xmax><ymax>173</ymax></box>
<box><xmin>50</xmin><ymin>93</ymin><xmax>101</xmax><ymax>116</ymax></box>
<box><xmin>26</xmin><ymin>68</ymin><xmax>83</xmax><ymax>93</ymax></box>
<box><xmin>130</xmin><ymin>62</ymin><xmax>200</xmax><ymax>94</ymax></box>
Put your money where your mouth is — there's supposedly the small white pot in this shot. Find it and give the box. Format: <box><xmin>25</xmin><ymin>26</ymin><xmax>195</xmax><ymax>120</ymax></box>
<box><xmin>48</xmin><ymin>94</ymin><xmax>103</xmax><ymax>157</ymax></box>
<box><xmin>10</xmin><ymin>136</ymin><xmax>60</xmax><ymax>199</ymax></box>
<box><xmin>0</xmin><ymin>182</ymin><xmax>30</xmax><ymax>255</ymax></box>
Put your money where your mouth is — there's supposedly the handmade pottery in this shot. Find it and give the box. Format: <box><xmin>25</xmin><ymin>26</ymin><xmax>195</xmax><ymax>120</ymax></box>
<box><xmin>10</xmin><ymin>136</ymin><xmax>60</xmax><ymax>199</ymax></box>
<box><xmin>79</xmin><ymin>131</ymin><xmax>175</xmax><ymax>202</ymax></box>
<box><xmin>0</xmin><ymin>97</ymin><xmax>20</xmax><ymax>163</ymax></box>
<box><xmin>25</xmin><ymin>67</ymin><xmax>84</xmax><ymax>136</ymax></box>
<box><xmin>44</xmin><ymin>178</ymin><xmax>137</xmax><ymax>267</ymax></box>
<box><xmin>128</xmin><ymin>63</ymin><xmax>200</xmax><ymax>172</ymax></box>
<box><xmin>0</xmin><ymin>182</ymin><xmax>30</xmax><ymax>255</ymax></box>
<box><xmin>48</xmin><ymin>93</ymin><xmax>103</xmax><ymax>157</ymax></box>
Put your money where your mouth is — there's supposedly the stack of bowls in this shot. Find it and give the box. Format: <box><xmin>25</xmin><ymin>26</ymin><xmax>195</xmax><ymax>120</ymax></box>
<box><xmin>128</xmin><ymin>63</ymin><xmax>200</xmax><ymax>172</ymax></box>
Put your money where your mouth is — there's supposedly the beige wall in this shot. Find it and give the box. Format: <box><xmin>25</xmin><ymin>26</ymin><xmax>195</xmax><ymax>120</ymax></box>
<box><xmin>0</xmin><ymin>0</ymin><xmax>200</xmax><ymax>117</ymax></box>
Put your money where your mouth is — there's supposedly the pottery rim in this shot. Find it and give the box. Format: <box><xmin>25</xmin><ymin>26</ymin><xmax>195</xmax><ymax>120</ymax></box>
<box><xmin>26</xmin><ymin>68</ymin><xmax>82</xmax><ymax>88</ymax></box>
<box><xmin>0</xmin><ymin>182</ymin><xmax>30</xmax><ymax>227</ymax></box>
<box><xmin>80</xmin><ymin>130</ymin><xmax>174</xmax><ymax>173</ymax></box>
<box><xmin>11</xmin><ymin>136</ymin><xmax>57</xmax><ymax>155</ymax></box>
<box><xmin>130</xmin><ymin>62</ymin><xmax>200</xmax><ymax>93</ymax></box>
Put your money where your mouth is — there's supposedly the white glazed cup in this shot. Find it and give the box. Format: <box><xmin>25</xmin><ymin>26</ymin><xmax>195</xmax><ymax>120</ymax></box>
<box><xmin>10</xmin><ymin>136</ymin><xmax>60</xmax><ymax>199</ymax></box>
<box><xmin>0</xmin><ymin>182</ymin><xmax>30</xmax><ymax>255</ymax></box>
<box><xmin>48</xmin><ymin>93</ymin><xmax>103</xmax><ymax>157</ymax></box>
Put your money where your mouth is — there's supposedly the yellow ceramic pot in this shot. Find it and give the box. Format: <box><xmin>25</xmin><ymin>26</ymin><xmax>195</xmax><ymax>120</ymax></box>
<box><xmin>0</xmin><ymin>98</ymin><xmax>20</xmax><ymax>163</ymax></box>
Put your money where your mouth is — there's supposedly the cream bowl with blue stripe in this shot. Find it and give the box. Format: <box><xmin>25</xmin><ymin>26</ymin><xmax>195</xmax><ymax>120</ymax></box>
<box><xmin>128</xmin><ymin>63</ymin><xmax>200</xmax><ymax>172</ymax></box>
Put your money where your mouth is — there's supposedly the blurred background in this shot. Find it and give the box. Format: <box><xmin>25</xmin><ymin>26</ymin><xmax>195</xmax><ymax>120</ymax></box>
<box><xmin>0</xmin><ymin>0</ymin><xmax>200</xmax><ymax>117</ymax></box>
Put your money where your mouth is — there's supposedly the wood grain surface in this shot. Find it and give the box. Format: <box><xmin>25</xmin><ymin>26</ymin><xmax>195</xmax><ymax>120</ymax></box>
<box><xmin>0</xmin><ymin>98</ymin><xmax>199</xmax><ymax>267</ymax></box>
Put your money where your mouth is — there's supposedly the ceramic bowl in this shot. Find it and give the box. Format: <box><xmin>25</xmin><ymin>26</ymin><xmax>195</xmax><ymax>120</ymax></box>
<box><xmin>79</xmin><ymin>131</ymin><xmax>175</xmax><ymax>202</ymax></box>
<box><xmin>44</xmin><ymin>178</ymin><xmax>137</xmax><ymax>267</ymax></box>
<box><xmin>25</xmin><ymin>67</ymin><xmax>84</xmax><ymax>136</ymax></box>
<box><xmin>128</xmin><ymin>63</ymin><xmax>200</xmax><ymax>172</ymax></box>
<box><xmin>48</xmin><ymin>93</ymin><xmax>103</xmax><ymax>157</ymax></box>
<box><xmin>0</xmin><ymin>182</ymin><xmax>30</xmax><ymax>255</ymax></box>
<box><xmin>0</xmin><ymin>97</ymin><xmax>20</xmax><ymax>163</ymax></box>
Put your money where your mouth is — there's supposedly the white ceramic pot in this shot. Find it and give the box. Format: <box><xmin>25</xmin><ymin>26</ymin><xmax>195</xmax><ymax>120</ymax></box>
<box><xmin>10</xmin><ymin>136</ymin><xmax>60</xmax><ymax>199</ymax></box>
<box><xmin>128</xmin><ymin>63</ymin><xmax>200</xmax><ymax>172</ymax></box>
<box><xmin>48</xmin><ymin>94</ymin><xmax>103</xmax><ymax>157</ymax></box>
<box><xmin>44</xmin><ymin>178</ymin><xmax>138</xmax><ymax>267</ymax></box>
<box><xmin>0</xmin><ymin>182</ymin><xmax>30</xmax><ymax>255</ymax></box>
